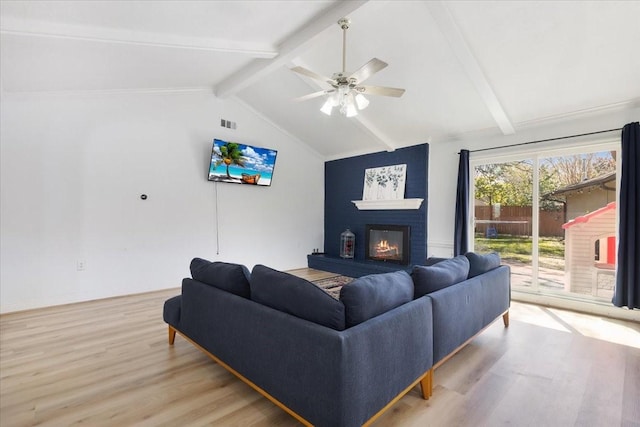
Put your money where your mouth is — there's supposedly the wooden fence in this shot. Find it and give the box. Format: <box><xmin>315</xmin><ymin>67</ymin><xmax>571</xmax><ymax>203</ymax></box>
<box><xmin>474</xmin><ymin>205</ymin><xmax>564</xmax><ymax>237</ymax></box>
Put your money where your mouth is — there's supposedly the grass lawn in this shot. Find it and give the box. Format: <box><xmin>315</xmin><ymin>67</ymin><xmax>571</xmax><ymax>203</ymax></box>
<box><xmin>474</xmin><ymin>234</ymin><xmax>565</xmax><ymax>269</ymax></box>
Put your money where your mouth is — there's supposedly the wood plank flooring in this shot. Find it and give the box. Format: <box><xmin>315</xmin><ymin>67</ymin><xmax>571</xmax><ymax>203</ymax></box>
<box><xmin>1</xmin><ymin>268</ymin><xmax>639</xmax><ymax>426</ymax></box>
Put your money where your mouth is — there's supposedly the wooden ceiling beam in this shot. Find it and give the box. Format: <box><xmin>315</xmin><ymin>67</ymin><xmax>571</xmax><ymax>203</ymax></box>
<box><xmin>0</xmin><ymin>16</ymin><xmax>277</xmax><ymax>57</ymax></box>
<box><xmin>214</xmin><ymin>0</ymin><xmax>369</xmax><ymax>99</ymax></box>
<box><xmin>425</xmin><ymin>1</ymin><xmax>515</xmax><ymax>135</ymax></box>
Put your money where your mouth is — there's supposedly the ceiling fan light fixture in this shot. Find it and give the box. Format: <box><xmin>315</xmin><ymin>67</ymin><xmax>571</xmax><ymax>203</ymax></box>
<box><xmin>291</xmin><ymin>18</ymin><xmax>404</xmax><ymax>119</ymax></box>
<box><xmin>339</xmin><ymin>92</ymin><xmax>358</xmax><ymax>117</ymax></box>
<box><xmin>355</xmin><ymin>93</ymin><xmax>369</xmax><ymax>110</ymax></box>
<box><xmin>320</xmin><ymin>98</ymin><xmax>334</xmax><ymax>115</ymax></box>
<box><xmin>344</xmin><ymin>102</ymin><xmax>358</xmax><ymax>117</ymax></box>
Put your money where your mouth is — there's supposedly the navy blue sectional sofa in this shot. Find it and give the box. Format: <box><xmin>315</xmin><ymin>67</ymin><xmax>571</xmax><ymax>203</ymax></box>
<box><xmin>163</xmin><ymin>253</ymin><xmax>509</xmax><ymax>427</ymax></box>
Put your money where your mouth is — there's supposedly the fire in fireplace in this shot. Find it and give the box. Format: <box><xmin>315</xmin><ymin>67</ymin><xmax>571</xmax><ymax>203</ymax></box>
<box><xmin>365</xmin><ymin>224</ymin><xmax>410</xmax><ymax>265</ymax></box>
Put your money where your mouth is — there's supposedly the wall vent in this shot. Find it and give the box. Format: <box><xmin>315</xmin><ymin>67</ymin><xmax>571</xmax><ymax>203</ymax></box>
<box><xmin>220</xmin><ymin>119</ymin><xmax>237</xmax><ymax>129</ymax></box>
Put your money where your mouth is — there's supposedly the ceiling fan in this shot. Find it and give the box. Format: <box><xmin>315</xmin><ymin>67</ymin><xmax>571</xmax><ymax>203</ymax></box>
<box><xmin>291</xmin><ymin>18</ymin><xmax>405</xmax><ymax>117</ymax></box>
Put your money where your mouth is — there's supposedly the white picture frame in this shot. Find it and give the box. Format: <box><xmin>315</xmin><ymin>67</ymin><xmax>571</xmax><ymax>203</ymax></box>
<box><xmin>362</xmin><ymin>164</ymin><xmax>407</xmax><ymax>201</ymax></box>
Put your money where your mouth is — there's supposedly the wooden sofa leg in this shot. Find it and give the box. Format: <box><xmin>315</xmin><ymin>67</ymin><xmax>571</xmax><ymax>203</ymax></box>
<box><xmin>420</xmin><ymin>368</ymin><xmax>433</xmax><ymax>399</ymax></box>
<box><xmin>168</xmin><ymin>325</ymin><xmax>176</xmax><ymax>345</ymax></box>
<box><xmin>502</xmin><ymin>311</ymin><xmax>510</xmax><ymax>327</ymax></box>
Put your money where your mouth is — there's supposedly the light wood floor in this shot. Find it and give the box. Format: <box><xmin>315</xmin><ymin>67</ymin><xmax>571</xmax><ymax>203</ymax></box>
<box><xmin>1</xmin><ymin>269</ymin><xmax>639</xmax><ymax>426</ymax></box>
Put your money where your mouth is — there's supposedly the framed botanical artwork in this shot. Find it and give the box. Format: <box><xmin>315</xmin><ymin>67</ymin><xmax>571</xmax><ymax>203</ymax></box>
<box><xmin>362</xmin><ymin>164</ymin><xmax>407</xmax><ymax>201</ymax></box>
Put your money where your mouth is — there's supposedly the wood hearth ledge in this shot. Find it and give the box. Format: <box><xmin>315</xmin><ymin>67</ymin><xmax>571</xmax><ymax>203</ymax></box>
<box><xmin>168</xmin><ymin>325</ymin><xmax>433</xmax><ymax>427</ymax></box>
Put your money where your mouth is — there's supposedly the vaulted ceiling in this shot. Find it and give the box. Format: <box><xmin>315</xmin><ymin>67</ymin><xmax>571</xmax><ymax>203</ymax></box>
<box><xmin>2</xmin><ymin>1</ymin><xmax>639</xmax><ymax>159</ymax></box>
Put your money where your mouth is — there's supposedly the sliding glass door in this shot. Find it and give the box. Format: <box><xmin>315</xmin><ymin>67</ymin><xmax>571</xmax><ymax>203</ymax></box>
<box><xmin>471</xmin><ymin>143</ymin><xmax>619</xmax><ymax>301</ymax></box>
<box><xmin>473</xmin><ymin>161</ymin><xmax>534</xmax><ymax>289</ymax></box>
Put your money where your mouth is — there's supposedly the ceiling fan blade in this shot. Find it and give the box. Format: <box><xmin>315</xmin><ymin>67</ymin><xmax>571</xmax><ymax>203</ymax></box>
<box><xmin>293</xmin><ymin>90</ymin><xmax>335</xmax><ymax>102</ymax></box>
<box><xmin>290</xmin><ymin>66</ymin><xmax>335</xmax><ymax>86</ymax></box>
<box><xmin>357</xmin><ymin>85</ymin><xmax>405</xmax><ymax>98</ymax></box>
<box><xmin>348</xmin><ymin>58</ymin><xmax>388</xmax><ymax>84</ymax></box>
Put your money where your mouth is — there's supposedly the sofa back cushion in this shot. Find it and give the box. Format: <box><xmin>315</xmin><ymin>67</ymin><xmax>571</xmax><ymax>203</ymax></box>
<box><xmin>465</xmin><ymin>252</ymin><xmax>501</xmax><ymax>278</ymax></box>
<box><xmin>190</xmin><ymin>258</ymin><xmax>251</xmax><ymax>298</ymax></box>
<box><xmin>250</xmin><ymin>265</ymin><xmax>346</xmax><ymax>331</ymax></box>
<box><xmin>340</xmin><ymin>270</ymin><xmax>414</xmax><ymax>328</ymax></box>
<box><xmin>412</xmin><ymin>255</ymin><xmax>470</xmax><ymax>298</ymax></box>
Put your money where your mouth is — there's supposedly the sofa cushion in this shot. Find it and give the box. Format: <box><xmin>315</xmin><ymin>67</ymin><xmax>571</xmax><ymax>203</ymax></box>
<box><xmin>340</xmin><ymin>271</ymin><xmax>414</xmax><ymax>328</ymax></box>
<box><xmin>250</xmin><ymin>264</ymin><xmax>346</xmax><ymax>331</ymax></box>
<box><xmin>412</xmin><ymin>255</ymin><xmax>470</xmax><ymax>298</ymax></box>
<box><xmin>190</xmin><ymin>258</ymin><xmax>251</xmax><ymax>298</ymax></box>
<box><xmin>465</xmin><ymin>252</ymin><xmax>501</xmax><ymax>278</ymax></box>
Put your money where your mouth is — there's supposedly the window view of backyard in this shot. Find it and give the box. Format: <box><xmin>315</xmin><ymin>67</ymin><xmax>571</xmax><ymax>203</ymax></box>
<box><xmin>473</xmin><ymin>149</ymin><xmax>618</xmax><ymax>301</ymax></box>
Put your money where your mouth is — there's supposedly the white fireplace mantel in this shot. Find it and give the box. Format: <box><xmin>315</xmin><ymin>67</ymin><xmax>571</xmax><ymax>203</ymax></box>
<box><xmin>351</xmin><ymin>198</ymin><xmax>424</xmax><ymax>210</ymax></box>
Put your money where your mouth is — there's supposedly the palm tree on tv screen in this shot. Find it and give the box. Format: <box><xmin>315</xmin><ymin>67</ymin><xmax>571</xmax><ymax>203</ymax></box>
<box><xmin>215</xmin><ymin>142</ymin><xmax>246</xmax><ymax>179</ymax></box>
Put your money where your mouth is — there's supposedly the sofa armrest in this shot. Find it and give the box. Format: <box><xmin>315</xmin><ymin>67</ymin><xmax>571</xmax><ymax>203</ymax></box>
<box><xmin>336</xmin><ymin>296</ymin><xmax>433</xmax><ymax>425</ymax></box>
<box><xmin>428</xmin><ymin>265</ymin><xmax>510</xmax><ymax>365</ymax></box>
<box><xmin>479</xmin><ymin>265</ymin><xmax>511</xmax><ymax>324</ymax></box>
<box><xmin>162</xmin><ymin>295</ymin><xmax>182</xmax><ymax>329</ymax></box>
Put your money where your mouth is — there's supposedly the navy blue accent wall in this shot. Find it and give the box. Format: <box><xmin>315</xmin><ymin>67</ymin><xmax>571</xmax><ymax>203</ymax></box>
<box><xmin>324</xmin><ymin>144</ymin><xmax>429</xmax><ymax>265</ymax></box>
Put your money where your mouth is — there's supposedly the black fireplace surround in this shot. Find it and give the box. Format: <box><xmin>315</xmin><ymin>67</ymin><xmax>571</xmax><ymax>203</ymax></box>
<box><xmin>365</xmin><ymin>224</ymin><xmax>410</xmax><ymax>265</ymax></box>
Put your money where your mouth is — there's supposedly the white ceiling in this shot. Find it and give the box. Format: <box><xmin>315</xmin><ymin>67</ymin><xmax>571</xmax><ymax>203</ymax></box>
<box><xmin>2</xmin><ymin>0</ymin><xmax>639</xmax><ymax>159</ymax></box>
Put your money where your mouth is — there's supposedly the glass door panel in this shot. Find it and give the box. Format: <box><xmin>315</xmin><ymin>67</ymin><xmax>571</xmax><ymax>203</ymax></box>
<box><xmin>539</xmin><ymin>151</ymin><xmax>617</xmax><ymax>300</ymax></box>
<box><xmin>473</xmin><ymin>161</ymin><xmax>534</xmax><ymax>289</ymax></box>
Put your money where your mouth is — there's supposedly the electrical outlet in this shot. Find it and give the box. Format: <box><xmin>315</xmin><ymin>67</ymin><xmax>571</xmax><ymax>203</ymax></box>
<box><xmin>77</xmin><ymin>260</ymin><xmax>86</xmax><ymax>271</ymax></box>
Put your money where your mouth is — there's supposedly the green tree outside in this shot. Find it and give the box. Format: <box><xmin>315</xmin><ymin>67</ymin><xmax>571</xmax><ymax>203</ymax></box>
<box><xmin>214</xmin><ymin>142</ymin><xmax>246</xmax><ymax>179</ymax></box>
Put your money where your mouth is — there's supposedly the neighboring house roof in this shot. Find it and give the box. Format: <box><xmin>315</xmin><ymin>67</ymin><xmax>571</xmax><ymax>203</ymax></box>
<box><xmin>545</xmin><ymin>171</ymin><xmax>616</xmax><ymax>198</ymax></box>
<box><xmin>562</xmin><ymin>202</ymin><xmax>616</xmax><ymax>229</ymax></box>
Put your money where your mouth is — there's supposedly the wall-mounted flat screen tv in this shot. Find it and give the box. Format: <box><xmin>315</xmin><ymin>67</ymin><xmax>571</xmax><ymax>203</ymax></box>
<box><xmin>208</xmin><ymin>139</ymin><xmax>278</xmax><ymax>186</ymax></box>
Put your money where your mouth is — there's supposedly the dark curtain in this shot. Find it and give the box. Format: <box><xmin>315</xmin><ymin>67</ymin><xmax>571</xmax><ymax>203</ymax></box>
<box><xmin>454</xmin><ymin>149</ymin><xmax>470</xmax><ymax>256</ymax></box>
<box><xmin>613</xmin><ymin>121</ymin><xmax>640</xmax><ymax>309</ymax></box>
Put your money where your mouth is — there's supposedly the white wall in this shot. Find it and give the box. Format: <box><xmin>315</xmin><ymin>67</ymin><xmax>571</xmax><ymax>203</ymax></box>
<box><xmin>427</xmin><ymin>106</ymin><xmax>640</xmax><ymax>258</ymax></box>
<box><xmin>0</xmin><ymin>90</ymin><xmax>325</xmax><ymax>313</ymax></box>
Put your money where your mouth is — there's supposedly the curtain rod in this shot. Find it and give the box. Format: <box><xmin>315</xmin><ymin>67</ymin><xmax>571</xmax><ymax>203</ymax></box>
<box><xmin>460</xmin><ymin>127</ymin><xmax>622</xmax><ymax>154</ymax></box>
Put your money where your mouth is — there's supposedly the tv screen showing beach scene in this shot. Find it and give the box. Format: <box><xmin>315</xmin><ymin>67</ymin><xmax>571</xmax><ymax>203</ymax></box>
<box><xmin>208</xmin><ymin>139</ymin><xmax>278</xmax><ymax>186</ymax></box>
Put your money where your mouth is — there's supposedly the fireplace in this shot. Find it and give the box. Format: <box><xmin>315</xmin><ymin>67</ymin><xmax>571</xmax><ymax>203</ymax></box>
<box><xmin>365</xmin><ymin>224</ymin><xmax>410</xmax><ymax>265</ymax></box>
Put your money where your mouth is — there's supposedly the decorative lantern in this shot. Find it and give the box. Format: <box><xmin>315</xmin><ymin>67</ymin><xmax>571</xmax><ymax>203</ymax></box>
<box><xmin>340</xmin><ymin>228</ymin><xmax>355</xmax><ymax>259</ymax></box>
